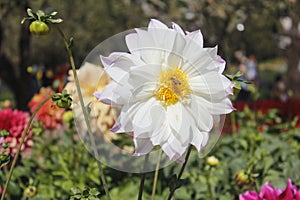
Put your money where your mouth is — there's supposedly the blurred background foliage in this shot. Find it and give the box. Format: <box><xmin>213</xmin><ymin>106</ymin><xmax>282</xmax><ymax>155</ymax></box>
<box><xmin>0</xmin><ymin>0</ymin><xmax>300</xmax><ymax>109</ymax></box>
<box><xmin>1</xmin><ymin>105</ymin><xmax>299</xmax><ymax>199</ymax></box>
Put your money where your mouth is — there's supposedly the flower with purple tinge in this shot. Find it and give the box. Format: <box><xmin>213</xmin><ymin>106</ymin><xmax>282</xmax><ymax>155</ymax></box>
<box><xmin>239</xmin><ymin>179</ymin><xmax>300</xmax><ymax>200</ymax></box>
<box><xmin>95</xmin><ymin>19</ymin><xmax>234</xmax><ymax>162</ymax></box>
<box><xmin>0</xmin><ymin>108</ymin><xmax>33</xmax><ymax>156</ymax></box>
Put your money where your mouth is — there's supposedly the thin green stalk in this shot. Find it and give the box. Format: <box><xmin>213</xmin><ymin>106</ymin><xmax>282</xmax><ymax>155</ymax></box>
<box><xmin>167</xmin><ymin>145</ymin><xmax>193</xmax><ymax>200</ymax></box>
<box><xmin>151</xmin><ymin>149</ymin><xmax>163</xmax><ymax>200</ymax></box>
<box><xmin>231</xmin><ymin>111</ymin><xmax>237</xmax><ymax>134</ymax></box>
<box><xmin>206</xmin><ymin>172</ymin><xmax>214</xmax><ymax>200</ymax></box>
<box><xmin>1</xmin><ymin>96</ymin><xmax>52</xmax><ymax>200</ymax></box>
<box><xmin>55</xmin><ymin>26</ymin><xmax>111</xmax><ymax>200</ymax></box>
<box><xmin>138</xmin><ymin>154</ymin><xmax>150</xmax><ymax>200</ymax></box>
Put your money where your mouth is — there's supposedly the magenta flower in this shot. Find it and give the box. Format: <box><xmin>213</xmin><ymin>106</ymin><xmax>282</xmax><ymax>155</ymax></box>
<box><xmin>0</xmin><ymin>108</ymin><xmax>33</xmax><ymax>156</ymax></box>
<box><xmin>239</xmin><ymin>179</ymin><xmax>300</xmax><ymax>200</ymax></box>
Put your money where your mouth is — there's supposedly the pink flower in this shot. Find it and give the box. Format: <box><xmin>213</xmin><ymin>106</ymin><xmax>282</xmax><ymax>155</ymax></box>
<box><xmin>0</xmin><ymin>108</ymin><xmax>33</xmax><ymax>156</ymax></box>
<box><xmin>240</xmin><ymin>179</ymin><xmax>300</xmax><ymax>200</ymax></box>
<box><xmin>28</xmin><ymin>87</ymin><xmax>65</xmax><ymax>130</ymax></box>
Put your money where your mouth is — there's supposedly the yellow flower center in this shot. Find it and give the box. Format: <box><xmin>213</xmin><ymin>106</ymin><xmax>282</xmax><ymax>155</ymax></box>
<box><xmin>155</xmin><ymin>68</ymin><xmax>191</xmax><ymax>106</ymax></box>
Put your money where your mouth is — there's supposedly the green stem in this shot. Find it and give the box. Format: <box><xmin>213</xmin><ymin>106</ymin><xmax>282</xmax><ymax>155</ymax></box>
<box><xmin>1</xmin><ymin>96</ymin><xmax>52</xmax><ymax>200</ymax></box>
<box><xmin>206</xmin><ymin>171</ymin><xmax>214</xmax><ymax>200</ymax></box>
<box><xmin>138</xmin><ymin>154</ymin><xmax>150</xmax><ymax>200</ymax></box>
<box><xmin>167</xmin><ymin>145</ymin><xmax>193</xmax><ymax>200</ymax></box>
<box><xmin>253</xmin><ymin>181</ymin><xmax>259</xmax><ymax>194</ymax></box>
<box><xmin>231</xmin><ymin>111</ymin><xmax>237</xmax><ymax>134</ymax></box>
<box><xmin>55</xmin><ymin>26</ymin><xmax>111</xmax><ymax>200</ymax></box>
<box><xmin>151</xmin><ymin>149</ymin><xmax>163</xmax><ymax>200</ymax></box>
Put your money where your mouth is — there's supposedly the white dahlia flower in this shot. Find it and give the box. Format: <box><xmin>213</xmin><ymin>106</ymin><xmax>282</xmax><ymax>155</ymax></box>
<box><xmin>95</xmin><ymin>19</ymin><xmax>234</xmax><ymax>162</ymax></box>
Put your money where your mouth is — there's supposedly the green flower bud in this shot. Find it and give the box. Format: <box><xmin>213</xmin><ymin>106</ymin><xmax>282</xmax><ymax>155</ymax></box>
<box><xmin>24</xmin><ymin>186</ymin><xmax>37</xmax><ymax>198</ymax></box>
<box><xmin>29</xmin><ymin>20</ymin><xmax>50</xmax><ymax>36</ymax></box>
<box><xmin>52</xmin><ymin>90</ymin><xmax>72</xmax><ymax>109</ymax></box>
<box><xmin>235</xmin><ymin>170</ymin><xmax>250</xmax><ymax>186</ymax></box>
<box><xmin>206</xmin><ymin>156</ymin><xmax>219</xmax><ymax>166</ymax></box>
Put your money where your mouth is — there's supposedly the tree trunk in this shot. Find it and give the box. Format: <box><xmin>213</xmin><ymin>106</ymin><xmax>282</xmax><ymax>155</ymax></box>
<box><xmin>0</xmin><ymin>0</ymin><xmax>32</xmax><ymax>110</ymax></box>
<box><xmin>16</xmin><ymin>0</ymin><xmax>32</xmax><ymax>110</ymax></box>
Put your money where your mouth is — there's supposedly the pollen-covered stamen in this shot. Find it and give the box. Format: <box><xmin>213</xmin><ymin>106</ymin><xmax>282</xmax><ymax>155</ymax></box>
<box><xmin>155</xmin><ymin>68</ymin><xmax>191</xmax><ymax>106</ymax></box>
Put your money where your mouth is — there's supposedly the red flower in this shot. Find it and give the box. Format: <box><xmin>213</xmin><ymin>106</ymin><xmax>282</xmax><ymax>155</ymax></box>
<box><xmin>28</xmin><ymin>87</ymin><xmax>65</xmax><ymax>130</ymax></box>
<box><xmin>0</xmin><ymin>108</ymin><xmax>33</xmax><ymax>156</ymax></box>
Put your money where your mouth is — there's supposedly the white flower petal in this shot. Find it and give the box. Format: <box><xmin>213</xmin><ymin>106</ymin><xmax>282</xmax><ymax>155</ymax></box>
<box><xmin>150</xmin><ymin>120</ymin><xmax>170</xmax><ymax>146</ymax></box>
<box><xmin>134</xmin><ymin>137</ymin><xmax>154</xmax><ymax>156</ymax></box>
<box><xmin>94</xmin><ymin>82</ymin><xmax>122</xmax><ymax>105</ymax></box>
<box><xmin>148</xmin><ymin>19</ymin><xmax>169</xmax><ymax>29</ymax></box>
<box><xmin>128</xmin><ymin>83</ymin><xmax>157</xmax><ymax>104</ymax></box>
<box><xmin>135</xmin><ymin>28</ymin><xmax>164</xmax><ymax>64</ymax></box>
<box><xmin>100</xmin><ymin>52</ymin><xmax>144</xmax><ymax>83</ymax></box>
<box><xmin>111</xmin><ymin>100</ymin><xmax>148</xmax><ymax>133</ymax></box>
<box><xmin>190</xmin><ymin>126</ymin><xmax>204</xmax><ymax>152</ymax></box>
<box><xmin>125</xmin><ymin>33</ymin><xmax>140</xmax><ymax>57</ymax></box>
<box><xmin>167</xmin><ymin>103</ymin><xmax>183</xmax><ymax>133</ymax></box>
<box><xmin>189</xmin><ymin>71</ymin><xmax>232</xmax><ymax>99</ymax></box>
<box><xmin>180</xmin><ymin>49</ymin><xmax>208</xmax><ymax>76</ymax></box>
<box><xmin>129</xmin><ymin>64</ymin><xmax>161</xmax><ymax>85</ymax></box>
<box><xmin>167</xmin><ymin>33</ymin><xmax>186</xmax><ymax>68</ymax></box>
<box><xmin>162</xmin><ymin>134</ymin><xmax>187</xmax><ymax>160</ymax></box>
<box><xmin>132</xmin><ymin>98</ymin><xmax>161</xmax><ymax>136</ymax></box>
<box><xmin>193</xmin><ymin>95</ymin><xmax>234</xmax><ymax>115</ymax></box>
<box><xmin>186</xmin><ymin>30</ymin><xmax>203</xmax><ymax>47</ymax></box>
<box><xmin>184</xmin><ymin>95</ymin><xmax>214</xmax><ymax>132</ymax></box>
<box><xmin>149</xmin><ymin>29</ymin><xmax>177</xmax><ymax>56</ymax></box>
<box><xmin>205</xmin><ymin>46</ymin><xmax>226</xmax><ymax>73</ymax></box>
<box><xmin>172</xmin><ymin>22</ymin><xmax>185</xmax><ymax>35</ymax></box>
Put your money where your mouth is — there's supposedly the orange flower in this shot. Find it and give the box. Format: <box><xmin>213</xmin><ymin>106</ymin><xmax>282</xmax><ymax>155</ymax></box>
<box><xmin>28</xmin><ymin>87</ymin><xmax>65</xmax><ymax>130</ymax></box>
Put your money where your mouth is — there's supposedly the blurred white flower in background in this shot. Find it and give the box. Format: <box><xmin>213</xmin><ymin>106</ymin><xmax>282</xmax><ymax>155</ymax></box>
<box><xmin>65</xmin><ymin>62</ymin><xmax>116</xmax><ymax>142</ymax></box>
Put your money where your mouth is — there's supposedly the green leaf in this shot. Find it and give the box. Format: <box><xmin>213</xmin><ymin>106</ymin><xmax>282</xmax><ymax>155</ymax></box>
<box><xmin>7</xmin><ymin>181</ymin><xmax>21</xmax><ymax>196</ymax></box>
<box><xmin>36</xmin><ymin>10</ymin><xmax>46</xmax><ymax>19</ymax></box>
<box><xmin>50</xmin><ymin>11</ymin><xmax>58</xmax><ymax>16</ymax></box>
<box><xmin>89</xmin><ymin>188</ymin><xmax>100</xmax><ymax>196</ymax></box>
<box><xmin>0</xmin><ymin>129</ymin><xmax>9</xmax><ymax>137</ymax></box>
<box><xmin>69</xmin><ymin>37</ymin><xmax>74</xmax><ymax>48</ymax></box>
<box><xmin>48</xmin><ymin>18</ymin><xmax>63</xmax><ymax>24</ymax></box>
<box><xmin>27</xmin><ymin>8</ymin><xmax>35</xmax><ymax>18</ymax></box>
<box><xmin>70</xmin><ymin>187</ymin><xmax>81</xmax><ymax>195</ymax></box>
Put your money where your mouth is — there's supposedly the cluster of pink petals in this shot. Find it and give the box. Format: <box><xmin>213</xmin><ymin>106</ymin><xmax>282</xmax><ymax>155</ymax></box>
<box><xmin>0</xmin><ymin>108</ymin><xmax>33</xmax><ymax>156</ymax></box>
<box><xmin>28</xmin><ymin>87</ymin><xmax>65</xmax><ymax>130</ymax></box>
<box><xmin>240</xmin><ymin>179</ymin><xmax>300</xmax><ymax>200</ymax></box>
